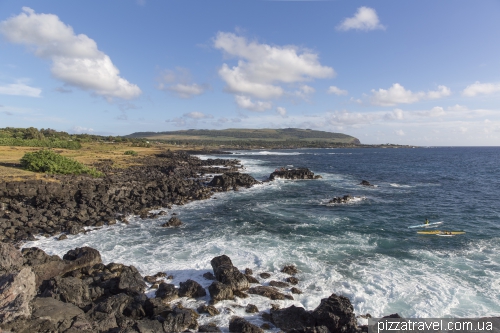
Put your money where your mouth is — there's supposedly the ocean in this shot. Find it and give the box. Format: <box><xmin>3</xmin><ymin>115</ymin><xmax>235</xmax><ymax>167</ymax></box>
<box><xmin>24</xmin><ymin>147</ymin><xmax>500</xmax><ymax>330</ymax></box>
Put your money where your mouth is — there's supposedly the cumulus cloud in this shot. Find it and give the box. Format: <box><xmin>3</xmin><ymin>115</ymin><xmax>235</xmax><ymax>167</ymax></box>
<box><xmin>326</xmin><ymin>110</ymin><xmax>378</xmax><ymax>126</ymax></box>
<box><xmin>214</xmin><ymin>32</ymin><xmax>334</xmax><ymax>100</ymax></box>
<box><xmin>0</xmin><ymin>7</ymin><xmax>141</xmax><ymax>100</ymax></box>
<box><xmin>370</xmin><ymin>83</ymin><xmax>451</xmax><ymax>106</ymax></box>
<box><xmin>384</xmin><ymin>108</ymin><xmax>404</xmax><ymax>120</ymax></box>
<box><xmin>157</xmin><ymin>67</ymin><xmax>208</xmax><ymax>99</ymax></box>
<box><xmin>327</xmin><ymin>86</ymin><xmax>348</xmax><ymax>96</ymax></box>
<box><xmin>235</xmin><ymin>95</ymin><xmax>272</xmax><ymax>112</ymax></box>
<box><xmin>415</xmin><ymin>106</ymin><xmax>446</xmax><ymax>117</ymax></box>
<box><xmin>337</xmin><ymin>7</ymin><xmax>385</xmax><ymax>31</ymax></box>
<box><xmin>165</xmin><ymin>111</ymin><xmax>214</xmax><ymax>127</ymax></box>
<box><xmin>462</xmin><ymin>81</ymin><xmax>500</xmax><ymax>97</ymax></box>
<box><xmin>395</xmin><ymin>130</ymin><xmax>405</xmax><ymax>136</ymax></box>
<box><xmin>70</xmin><ymin>126</ymin><xmax>94</xmax><ymax>134</ymax></box>
<box><xmin>0</xmin><ymin>82</ymin><xmax>41</xmax><ymax>97</ymax></box>
<box><xmin>276</xmin><ymin>107</ymin><xmax>287</xmax><ymax>117</ymax></box>
<box><xmin>448</xmin><ymin>104</ymin><xmax>468</xmax><ymax>111</ymax></box>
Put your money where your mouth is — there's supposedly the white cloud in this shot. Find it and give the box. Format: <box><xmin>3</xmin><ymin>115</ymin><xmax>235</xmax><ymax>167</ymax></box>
<box><xmin>276</xmin><ymin>107</ymin><xmax>287</xmax><ymax>117</ymax></box>
<box><xmin>326</xmin><ymin>110</ymin><xmax>378</xmax><ymax>126</ymax></box>
<box><xmin>337</xmin><ymin>7</ymin><xmax>386</xmax><ymax>32</ymax></box>
<box><xmin>415</xmin><ymin>106</ymin><xmax>446</xmax><ymax>117</ymax></box>
<box><xmin>384</xmin><ymin>108</ymin><xmax>404</xmax><ymax>120</ymax></box>
<box><xmin>70</xmin><ymin>126</ymin><xmax>94</xmax><ymax>134</ymax></box>
<box><xmin>165</xmin><ymin>83</ymin><xmax>207</xmax><ymax>99</ymax></box>
<box><xmin>0</xmin><ymin>7</ymin><xmax>141</xmax><ymax>100</ymax></box>
<box><xmin>0</xmin><ymin>82</ymin><xmax>41</xmax><ymax>97</ymax></box>
<box><xmin>395</xmin><ymin>130</ymin><xmax>405</xmax><ymax>136</ymax></box>
<box><xmin>327</xmin><ymin>86</ymin><xmax>348</xmax><ymax>96</ymax></box>
<box><xmin>462</xmin><ymin>81</ymin><xmax>500</xmax><ymax>97</ymax></box>
<box><xmin>183</xmin><ymin>111</ymin><xmax>213</xmax><ymax>119</ymax></box>
<box><xmin>370</xmin><ymin>83</ymin><xmax>451</xmax><ymax>106</ymax></box>
<box><xmin>157</xmin><ymin>67</ymin><xmax>208</xmax><ymax>99</ymax></box>
<box><xmin>448</xmin><ymin>104</ymin><xmax>468</xmax><ymax>112</ymax></box>
<box><xmin>214</xmin><ymin>32</ymin><xmax>334</xmax><ymax>99</ymax></box>
<box><xmin>235</xmin><ymin>95</ymin><xmax>272</xmax><ymax>112</ymax></box>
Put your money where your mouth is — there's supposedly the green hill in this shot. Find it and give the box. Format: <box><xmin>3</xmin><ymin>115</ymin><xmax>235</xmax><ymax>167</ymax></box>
<box><xmin>126</xmin><ymin>128</ymin><xmax>360</xmax><ymax>148</ymax></box>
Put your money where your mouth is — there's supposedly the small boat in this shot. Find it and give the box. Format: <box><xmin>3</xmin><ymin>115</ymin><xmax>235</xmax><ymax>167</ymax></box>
<box><xmin>408</xmin><ymin>221</ymin><xmax>443</xmax><ymax>229</ymax></box>
<box><xmin>417</xmin><ymin>230</ymin><xmax>465</xmax><ymax>235</ymax></box>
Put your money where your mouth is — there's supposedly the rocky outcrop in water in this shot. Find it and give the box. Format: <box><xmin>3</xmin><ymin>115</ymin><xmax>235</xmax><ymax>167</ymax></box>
<box><xmin>207</xmin><ymin>172</ymin><xmax>260</xmax><ymax>191</ymax></box>
<box><xmin>269</xmin><ymin>168</ymin><xmax>322</xmax><ymax>180</ymax></box>
<box><xmin>329</xmin><ymin>195</ymin><xmax>355</xmax><ymax>204</ymax></box>
<box><xmin>359</xmin><ymin>180</ymin><xmax>374</xmax><ymax>187</ymax></box>
<box><xmin>0</xmin><ymin>152</ymin><xmax>251</xmax><ymax>243</ymax></box>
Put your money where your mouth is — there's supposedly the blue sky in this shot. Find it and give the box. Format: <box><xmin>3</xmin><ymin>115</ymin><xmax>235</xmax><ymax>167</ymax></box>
<box><xmin>1</xmin><ymin>1</ymin><xmax>499</xmax><ymax>145</ymax></box>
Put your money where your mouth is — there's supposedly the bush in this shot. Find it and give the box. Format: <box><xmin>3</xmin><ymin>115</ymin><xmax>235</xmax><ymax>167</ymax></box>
<box><xmin>124</xmin><ymin>150</ymin><xmax>138</xmax><ymax>156</ymax></box>
<box><xmin>20</xmin><ymin>150</ymin><xmax>103</xmax><ymax>177</ymax></box>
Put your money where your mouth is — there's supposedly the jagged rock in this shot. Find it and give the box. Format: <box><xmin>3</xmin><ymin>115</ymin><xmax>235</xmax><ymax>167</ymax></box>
<box><xmin>118</xmin><ymin>265</ymin><xmax>147</xmax><ymax>295</ymax></box>
<box><xmin>281</xmin><ymin>265</ymin><xmax>298</xmax><ymax>275</ymax></box>
<box><xmin>269</xmin><ymin>168</ymin><xmax>318</xmax><ymax>181</ymax></box>
<box><xmin>197</xmin><ymin>304</ymin><xmax>220</xmax><ymax>316</ymax></box>
<box><xmin>246</xmin><ymin>304</ymin><xmax>259</xmax><ymax>313</ymax></box>
<box><xmin>210</xmin><ymin>255</ymin><xmax>249</xmax><ymax>291</ymax></box>
<box><xmin>144</xmin><ymin>297</ymin><xmax>172</xmax><ymax>318</ymax></box>
<box><xmin>259</xmin><ymin>272</ymin><xmax>271</xmax><ymax>279</ymax></box>
<box><xmin>203</xmin><ymin>272</ymin><xmax>216</xmax><ymax>280</ymax></box>
<box><xmin>246</xmin><ymin>275</ymin><xmax>260</xmax><ymax>284</ymax></box>
<box><xmin>135</xmin><ymin>319</ymin><xmax>165</xmax><ymax>333</ymax></box>
<box><xmin>31</xmin><ymin>297</ymin><xmax>91</xmax><ymax>331</ymax></box>
<box><xmin>162</xmin><ymin>217</ymin><xmax>182</xmax><ymax>227</ymax></box>
<box><xmin>229</xmin><ymin>316</ymin><xmax>264</xmax><ymax>333</ymax></box>
<box><xmin>208</xmin><ymin>172</ymin><xmax>260</xmax><ymax>189</ymax></box>
<box><xmin>0</xmin><ymin>243</ymin><xmax>23</xmax><ymax>275</ymax></box>
<box><xmin>0</xmin><ymin>266</ymin><xmax>36</xmax><ymax>323</ymax></box>
<box><xmin>245</xmin><ymin>268</ymin><xmax>253</xmax><ymax>275</ymax></box>
<box><xmin>155</xmin><ymin>282</ymin><xmax>178</xmax><ymax>302</ymax></box>
<box><xmin>269</xmin><ymin>280</ymin><xmax>290</xmax><ymax>288</ymax></box>
<box><xmin>233</xmin><ymin>290</ymin><xmax>249</xmax><ymax>298</ymax></box>
<box><xmin>286</xmin><ymin>277</ymin><xmax>299</xmax><ymax>285</ymax></box>
<box><xmin>162</xmin><ymin>307</ymin><xmax>199</xmax><ymax>332</ymax></box>
<box><xmin>291</xmin><ymin>287</ymin><xmax>303</xmax><ymax>294</ymax></box>
<box><xmin>359</xmin><ymin>180</ymin><xmax>374</xmax><ymax>187</ymax></box>
<box><xmin>208</xmin><ymin>281</ymin><xmax>234</xmax><ymax>301</ymax></box>
<box><xmin>329</xmin><ymin>195</ymin><xmax>355</xmax><ymax>204</ymax></box>
<box><xmin>311</xmin><ymin>293</ymin><xmax>358</xmax><ymax>333</ymax></box>
<box><xmin>248</xmin><ymin>286</ymin><xmax>287</xmax><ymax>300</ymax></box>
<box><xmin>199</xmin><ymin>323</ymin><xmax>222</xmax><ymax>332</ymax></box>
<box><xmin>178</xmin><ymin>279</ymin><xmax>206</xmax><ymax>298</ymax></box>
<box><xmin>271</xmin><ymin>305</ymin><xmax>316</xmax><ymax>331</ymax></box>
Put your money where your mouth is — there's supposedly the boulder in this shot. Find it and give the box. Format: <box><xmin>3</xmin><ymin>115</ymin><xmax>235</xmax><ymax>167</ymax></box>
<box><xmin>199</xmin><ymin>323</ymin><xmax>222</xmax><ymax>332</ymax></box>
<box><xmin>0</xmin><ymin>266</ymin><xmax>36</xmax><ymax>323</ymax></box>
<box><xmin>31</xmin><ymin>297</ymin><xmax>91</xmax><ymax>331</ymax></box>
<box><xmin>271</xmin><ymin>305</ymin><xmax>316</xmax><ymax>331</ymax></box>
<box><xmin>208</xmin><ymin>172</ymin><xmax>260</xmax><ymax>189</ymax></box>
<box><xmin>329</xmin><ymin>195</ymin><xmax>355</xmax><ymax>204</ymax></box>
<box><xmin>259</xmin><ymin>272</ymin><xmax>271</xmax><ymax>279</ymax></box>
<box><xmin>118</xmin><ymin>265</ymin><xmax>147</xmax><ymax>295</ymax></box>
<box><xmin>246</xmin><ymin>304</ymin><xmax>259</xmax><ymax>313</ymax></box>
<box><xmin>311</xmin><ymin>293</ymin><xmax>358</xmax><ymax>333</ymax></box>
<box><xmin>162</xmin><ymin>217</ymin><xmax>182</xmax><ymax>227</ymax></box>
<box><xmin>281</xmin><ymin>265</ymin><xmax>299</xmax><ymax>275</ymax></box>
<box><xmin>178</xmin><ymin>279</ymin><xmax>206</xmax><ymax>298</ymax></box>
<box><xmin>197</xmin><ymin>304</ymin><xmax>220</xmax><ymax>316</ymax></box>
<box><xmin>155</xmin><ymin>282</ymin><xmax>179</xmax><ymax>302</ymax></box>
<box><xmin>208</xmin><ymin>281</ymin><xmax>233</xmax><ymax>302</ymax></box>
<box><xmin>0</xmin><ymin>243</ymin><xmax>23</xmax><ymax>275</ymax></box>
<box><xmin>286</xmin><ymin>277</ymin><xmax>299</xmax><ymax>285</ymax></box>
<box><xmin>162</xmin><ymin>307</ymin><xmax>199</xmax><ymax>332</ymax></box>
<box><xmin>229</xmin><ymin>316</ymin><xmax>264</xmax><ymax>333</ymax></box>
<box><xmin>210</xmin><ymin>255</ymin><xmax>249</xmax><ymax>291</ymax></box>
<box><xmin>135</xmin><ymin>319</ymin><xmax>165</xmax><ymax>333</ymax></box>
<box><xmin>269</xmin><ymin>280</ymin><xmax>290</xmax><ymax>288</ymax></box>
<box><xmin>359</xmin><ymin>180</ymin><xmax>374</xmax><ymax>187</ymax></box>
<box><xmin>291</xmin><ymin>287</ymin><xmax>303</xmax><ymax>294</ymax></box>
<box><xmin>203</xmin><ymin>272</ymin><xmax>216</xmax><ymax>280</ymax></box>
<box><xmin>248</xmin><ymin>286</ymin><xmax>287</xmax><ymax>300</ymax></box>
<box><xmin>246</xmin><ymin>275</ymin><xmax>260</xmax><ymax>284</ymax></box>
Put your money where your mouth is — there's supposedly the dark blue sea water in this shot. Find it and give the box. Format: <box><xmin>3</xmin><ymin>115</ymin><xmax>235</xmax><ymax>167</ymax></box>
<box><xmin>26</xmin><ymin>147</ymin><xmax>500</xmax><ymax>329</ymax></box>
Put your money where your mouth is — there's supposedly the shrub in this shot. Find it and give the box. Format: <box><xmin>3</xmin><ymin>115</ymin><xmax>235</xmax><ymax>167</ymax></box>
<box><xmin>124</xmin><ymin>150</ymin><xmax>138</xmax><ymax>156</ymax></box>
<box><xmin>20</xmin><ymin>150</ymin><xmax>103</xmax><ymax>177</ymax></box>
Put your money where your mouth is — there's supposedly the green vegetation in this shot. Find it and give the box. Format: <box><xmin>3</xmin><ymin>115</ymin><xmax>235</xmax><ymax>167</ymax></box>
<box><xmin>0</xmin><ymin>127</ymin><xmax>152</xmax><ymax>149</ymax></box>
<box><xmin>124</xmin><ymin>150</ymin><xmax>138</xmax><ymax>156</ymax></box>
<box><xmin>126</xmin><ymin>128</ymin><xmax>361</xmax><ymax>148</ymax></box>
<box><xmin>20</xmin><ymin>150</ymin><xmax>103</xmax><ymax>177</ymax></box>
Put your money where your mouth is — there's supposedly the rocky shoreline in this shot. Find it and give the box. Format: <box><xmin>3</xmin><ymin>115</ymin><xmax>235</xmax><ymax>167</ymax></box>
<box><xmin>1</xmin><ymin>152</ymin><xmax>391</xmax><ymax>332</ymax></box>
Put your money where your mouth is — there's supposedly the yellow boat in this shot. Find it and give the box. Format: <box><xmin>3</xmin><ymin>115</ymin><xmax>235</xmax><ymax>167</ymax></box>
<box><xmin>417</xmin><ymin>230</ymin><xmax>465</xmax><ymax>235</ymax></box>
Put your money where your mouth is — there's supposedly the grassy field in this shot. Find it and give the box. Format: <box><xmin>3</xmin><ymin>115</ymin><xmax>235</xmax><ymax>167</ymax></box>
<box><xmin>0</xmin><ymin>142</ymin><xmax>189</xmax><ymax>182</ymax></box>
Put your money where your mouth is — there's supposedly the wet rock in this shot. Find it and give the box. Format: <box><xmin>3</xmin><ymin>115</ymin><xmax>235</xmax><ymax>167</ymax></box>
<box><xmin>144</xmin><ymin>297</ymin><xmax>172</xmax><ymax>318</ymax></box>
<box><xmin>0</xmin><ymin>266</ymin><xmax>36</xmax><ymax>323</ymax></box>
<box><xmin>248</xmin><ymin>286</ymin><xmax>287</xmax><ymax>300</ymax></box>
<box><xmin>233</xmin><ymin>290</ymin><xmax>249</xmax><ymax>298</ymax></box>
<box><xmin>210</xmin><ymin>255</ymin><xmax>249</xmax><ymax>291</ymax></box>
<box><xmin>203</xmin><ymin>272</ymin><xmax>216</xmax><ymax>280</ymax></box>
<box><xmin>281</xmin><ymin>265</ymin><xmax>298</xmax><ymax>275</ymax></box>
<box><xmin>118</xmin><ymin>265</ymin><xmax>147</xmax><ymax>295</ymax></box>
<box><xmin>291</xmin><ymin>287</ymin><xmax>303</xmax><ymax>294</ymax></box>
<box><xmin>311</xmin><ymin>293</ymin><xmax>358</xmax><ymax>333</ymax></box>
<box><xmin>162</xmin><ymin>307</ymin><xmax>199</xmax><ymax>332</ymax></box>
<box><xmin>135</xmin><ymin>319</ymin><xmax>165</xmax><ymax>333</ymax></box>
<box><xmin>269</xmin><ymin>280</ymin><xmax>290</xmax><ymax>288</ymax></box>
<box><xmin>261</xmin><ymin>323</ymin><xmax>272</xmax><ymax>330</ymax></box>
<box><xmin>197</xmin><ymin>304</ymin><xmax>220</xmax><ymax>316</ymax></box>
<box><xmin>259</xmin><ymin>272</ymin><xmax>271</xmax><ymax>279</ymax></box>
<box><xmin>199</xmin><ymin>322</ymin><xmax>222</xmax><ymax>332</ymax></box>
<box><xmin>329</xmin><ymin>195</ymin><xmax>355</xmax><ymax>204</ymax></box>
<box><xmin>208</xmin><ymin>281</ymin><xmax>234</xmax><ymax>302</ymax></box>
<box><xmin>155</xmin><ymin>283</ymin><xmax>179</xmax><ymax>302</ymax></box>
<box><xmin>359</xmin><ymin>180</ymin><xmax>374</xmax><ymax>187</ymax></box>
<box><xmin>245</xmin><ymin>268</ymin><xmax>253</xmax><ymax>275</ymax></box>
<box><xmin>269</xmin><ymin>168</ymin><xmax>318</xmax><ymax>181</ymax></box>
<box><xmin>229</xmin><ymin>316</ymin><xmax>264</xmax><ymax>333</ymax></box>
<box><xmin>178</xmin><ymin>279</ymin><xmax>206</xmax><ymax>298</ymax></box>
<box><xmin>246</xmin><ymin>304</ymin><xmax>259</xmax><ymax>313</ymax></box>
<box><xmin>58</xmin><ymin>234</ymin><xmax>68</xmax><ymax>240</ymax></box>
<box><xmin>208</xmin><ymin>172</ymin><xmax>260</xmax><ymax>189</ymax></box>
<box><xmin>162</xmin><ymin>216</ymin><xmax>182</xmax><ymax>227</ymax></box>
<box><xmin>286</xmin><ymin>276</ymin><xmax>299</xmax><ymax>285</ymax></box>
<box><xmin>271</xmin><ymin>305</ymin><xmax>316</xmax><ymax>331</ymax></box>
<box><xmin>246</xmin><ymin>274</ymin><xmax>260</xmax><ymax>284</ymax></box>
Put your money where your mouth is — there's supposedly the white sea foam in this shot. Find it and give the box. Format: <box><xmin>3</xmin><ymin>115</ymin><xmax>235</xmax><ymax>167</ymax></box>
<box><xmin>231</xmin><ymin>151</ymin><xmax>302</xmax><ymax>156</ymax></box>
<box><xmin>390</xmin><ymin>183</ymin><xmax>413</xmax><ymax>188</ymax></box>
